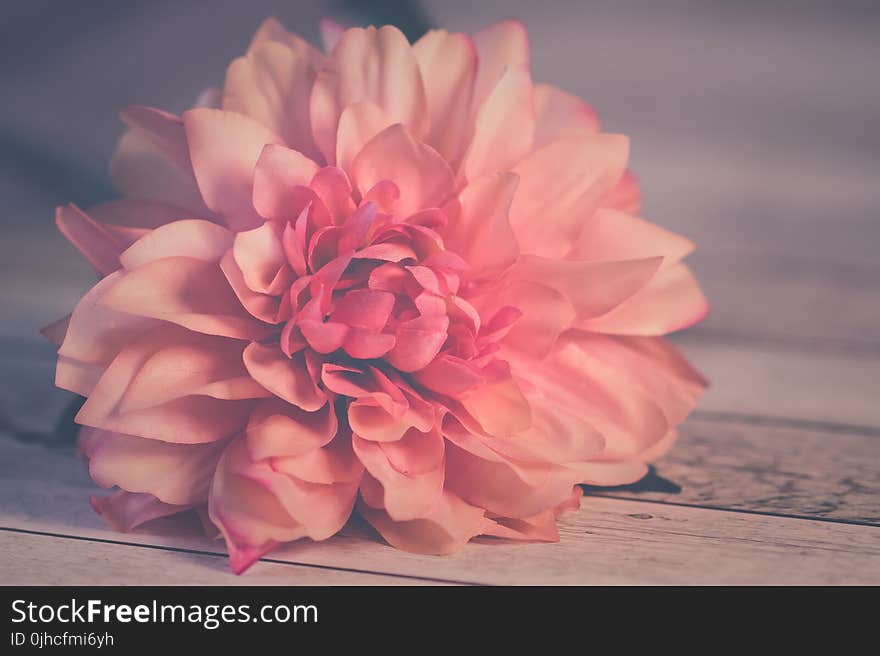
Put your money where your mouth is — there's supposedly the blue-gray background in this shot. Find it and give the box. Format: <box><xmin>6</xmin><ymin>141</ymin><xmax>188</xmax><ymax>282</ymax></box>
<box><xmin>1</xmin><ymin>0</ymin><xmax>878</xmax><ymax>437</ymax></box>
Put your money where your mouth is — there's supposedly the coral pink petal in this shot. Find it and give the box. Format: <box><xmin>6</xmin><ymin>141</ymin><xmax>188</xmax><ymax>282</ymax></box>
<box><xmin>353</xmin><ymin>433</ymin><xmax>444</xmax><ymax>520</ymax></box>
<box><xmin>335</xmin><ymin>100</ymin><xmax>392</xmax><ymax>176</ymax></box>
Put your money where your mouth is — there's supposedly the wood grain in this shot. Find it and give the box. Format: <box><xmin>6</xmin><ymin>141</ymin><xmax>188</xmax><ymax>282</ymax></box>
<box><xmin>1</xmin><ymin>434</ymin><xmax>877</xmax><ymax>585</ymax></box>
<box><xmin>0</xmin><ymin>529</ymin><xmax>442</xmax><ymax>586</ymax></box>
<box><xmin>590</xmin><ymin>417</ymin><xmax>880</xmax><ymax>524</ymax></box>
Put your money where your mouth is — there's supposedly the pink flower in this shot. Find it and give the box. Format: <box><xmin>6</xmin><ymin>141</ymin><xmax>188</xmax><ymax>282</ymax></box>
<box><xmin>46</xmin><ymin>19</ymin><xmax>708</xmax><ymax>573</ymax></box>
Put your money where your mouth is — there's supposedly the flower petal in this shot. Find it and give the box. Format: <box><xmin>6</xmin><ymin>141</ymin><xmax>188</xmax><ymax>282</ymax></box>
<box><xmin>183</xmin><ymin>108</ymin><xmax>283</xmax><ymax>231</ymax></box>
<box><xmin>242</xmin><ymin>343</ymin><xmax>327</xmax><ymax>411</ymax></box>
<box><xmin>252</xmin><ymin>144</ymin><xmax>320</xmax><ymax>221</ymax></box>
<box><xmin>509</xmin><ymin>134</ymin><xmax>630</xmax><ymax>258</ymax></box>
<box><xmin>310</xmin><ymin>25</ymin><xmax>428</xmax><ymax>164</ymax></box>
<box><xmin>351</xmin><ymin>124</ymin><xmax>455</xmax><ymax>219</ymax></box>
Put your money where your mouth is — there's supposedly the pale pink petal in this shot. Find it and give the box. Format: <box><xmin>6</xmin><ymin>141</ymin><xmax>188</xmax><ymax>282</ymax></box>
<box><xmin>233</xmin><ymin>221</ymin><xmax>292</xmax><ymax>295</ymax></box>
<box><xmin>183</xmin><ymin>108</ymin><xmax>283</xmax><ymax>231</ymax></box>
<box><xmin>509</xmin><ymin>134</ymin><xmax>630</xmax><ymax>258</ymax></box>
<box><xmin>252</xmin><ymin>144</ymin><xmax>320</xmax><ymax>221</ymax></box>
<box><xmin>85</xmin><ymin>429</ymin><xmax>226</xmax><ymax>505</ymax></box>
<box><xmin>99</xmin><ymin>256</ymin><xmax>271</xmax><ymax>340</ymax></box>
<box><xmin>219</xmin><ymin>250</ymin><xmax>283</xmax><ymax>323</ymax></box>
<box><xmin>472</xmin><ymin>20</ymin><xmax>529</xmax><ymax>111</ymax></box>
<box><xmin>319</xmin><ymin>19</ymin><xmax>345</xmax><ymax>53</ymax></box>
<box><xmin>459</xmin><ymin>362</ymin><xmax>531</xmax><ymax>437</ymax></box>
<box><xmin>581</xmin><ymin>263</ymin><xmax>709</xmax><ymax>335</ymax></box>
<box><xmin>412</xmin><ymin>29</ymin><xmax>476</xmax><ymax>165</ymax></box>
<box><xmin>509</xmin><ymin>254</ymin><xmax>662</xmax><ymax>321</ymax></box>
<box><xmin>351</xmin><ymin>124</ymin><xmax>455</xmax><ymax>218</ymax></box>
<box><xmin>223</xmin><ymin>40</ymin><xmax>321</xmax><ymax>161</ymax></box>
<box><xmin>532</xmin><ymin>83</ymin><xmax>600</xmax><ymax>149</ymax></box>
<box><xmin>335</xmin><ymin>100</ymin><xmax>392</xmax><ymax>176</ymax></box>
<box><xmin>310</xmin><ymin>25</ymin><xmax>428</xmax><ymax>164</ymax></box>
<box><xmin>567</xmin><ymin>208</ymin><xmax>694</xmax><ymax>267</ymax></box>
<box><xmin>119</xmin><ymin>219</ymin><xmax>233</xmax><ymax>269</ymax></box>
<box><xmin>443</xmin><ymin>172</ymin><xmax>519</xmax><ymax>278</ymax></box>
<box><xmin>461</xmin><ymin>66</ymin><xmax>534</xmax><ymax>181</ymax></box>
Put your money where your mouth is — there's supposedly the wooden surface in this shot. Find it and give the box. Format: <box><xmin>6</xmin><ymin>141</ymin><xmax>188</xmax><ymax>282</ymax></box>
<box><xmin>1</xmin><ymin>1</ymin><xmax>878</xmax><ymax>584</ymax></box>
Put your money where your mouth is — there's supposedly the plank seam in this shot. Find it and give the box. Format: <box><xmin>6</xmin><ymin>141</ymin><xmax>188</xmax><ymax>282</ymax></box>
<box><xmin>0</xmin><ymin>526</ymin><xmax>479</xmax><ymax>586</ymax></box>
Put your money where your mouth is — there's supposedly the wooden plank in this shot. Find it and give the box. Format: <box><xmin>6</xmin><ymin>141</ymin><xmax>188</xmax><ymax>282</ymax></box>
<box><xmin>675</xmin><ymin>340</ymin><xmax>880</xmax><ymax>428</ymax></box>
<box><xmin>1</xmin><ymin>434</ymin><xmax>878</xmax><ymax>585</ymax></box>
<box><xmin>589</xmin><ymin>416</ymin><xmax>880</xmax><ymax>524</ymax></box>
<box><xmin>0</xmin><ymin>529</ymin><xmax>441</xmax><ymax>586</ymax></box>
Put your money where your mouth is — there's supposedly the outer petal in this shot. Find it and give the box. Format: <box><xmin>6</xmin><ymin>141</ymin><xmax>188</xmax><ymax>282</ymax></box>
<box><xmin>532</xmin><ymin>83</ymin><xmax>600</xmax><ymax>149</ymax></box>
<box><xmin>76</xmin><ymin>327</ymin><xmax>257</xmax><ymax>444</ymax></box>
<box><xmin>357</xmin><ymin>490</ymin><xmax>493</xmax><ymax>555</ymax></box>
<box><xmin>55</xmin><ymin>204</ymin><xmax>125</xmax><ymax>276</ymax></box>
<box><xmin>223</xmin><ymin>40</ymin><xmax>321</xmax><ymax>161</ymax></box>
<box><xmin>509</xmin><ymin>134</ymin><xmax>630</xmax><ymax>258</ymax></box>
<box><xmin>119</xmin><ymin>219</ymin><xmax>233</xmax><ymax>269</ymax></box>
<box><xmin>246</xmin><ymin>398</ymin><xmax>338</xmax><ymax>460</ymax></box>
<box><xmin>461</xmin><ymin>66</ymin><xmax>534</xmax><ymax>181</ymax></box>
<box><xmin>472</xmin><ymin>20</ymin><xmax>529</xmax><ymax>112</ymax></box>
<box><xmin>412</xmin><ymin>29</ymin><xmax>476</xmax><ymax>166</ymax></box>
<box><xmin>580</xmin><ymin>263</ymin><xmax>709</xmax><ymax>335</ymax></box>
<box><xmin>83</xmin><ymin>428</ymin><xmax>226</xmax><ymax>505</ymax></box>
<box><xmin>183</xmin><ymin>109</ymin><xmax>283</xmax><ymax>231</ymax></box>
<box><xmin>90</xmin><ymin>491</ymin><xmax>189</xmax><ymax>532</ymax></box>
<box><xmin>567</xmin><ymin>208</ymin><xmax>694</xmax><ymax>267</ymax></box>
<box><xmin>508</xmin><ymin>254</ymin><xmax>662</xmax><ymax>322</ymax></box>
<box><xmin>98</xmin><ymin>256</ymin><xmax>271</xmax><ymax>340</ymax></box>
<box><xmin>310</xmin><ymin>26</ymin><xmax>428</xmax><ymax>164</ymax></box>
<box><xmin>110</xmin><ymin>110</ymin><xmax>211</xmax><ymax>215</ymax></box>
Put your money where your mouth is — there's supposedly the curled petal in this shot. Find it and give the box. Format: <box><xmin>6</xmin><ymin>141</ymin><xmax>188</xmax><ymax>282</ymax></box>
<box><xmin>90</xmin><ymin>491</ymin><xmax>189</xmax><ymax>533</ymax></box>
<box><xmin>252</xmin><ymin>144</ymin><xmax>320</xmax><ymax>221</ymax></box>
<box><xmin>351</xmin><ymin>124</ymin><xmax>455</xmax><ymax>218</ymax></box>
<box><xmin>247</xmin><ymin>398</ymin><xmax>338</xmax><ymax>460</ymax></box>
<box><xmin>243</xmin><ymin>343</ymin><xmax>327</xmax><ymax>411</ymax></box>
<box><xmin>120</xmin><ymin>219</ymin><xmax>233</xmax><ymax>269</ymax></box>
<box><xmin>358</xmin><ymin>490</ymin><xmax>493</xmax><ymax>555</ymax></box>
<box><xmin>83</xmin><ymin>428</ymin><xmax>226</xmax><ymax>505</ymax></box>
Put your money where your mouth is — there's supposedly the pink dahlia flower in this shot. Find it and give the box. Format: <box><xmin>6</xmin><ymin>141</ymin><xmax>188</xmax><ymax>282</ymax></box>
<box><xmin>46</xmin><ymin>18</ymin><xmax>708</xmax><ymax>573</ymax></box>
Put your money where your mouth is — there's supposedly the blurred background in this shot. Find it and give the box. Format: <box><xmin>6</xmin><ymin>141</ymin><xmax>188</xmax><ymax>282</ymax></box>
<box><xmin>1</xmin><ymin>0</ymin><xmax>878</xmax><ymax>441</ymax></box>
